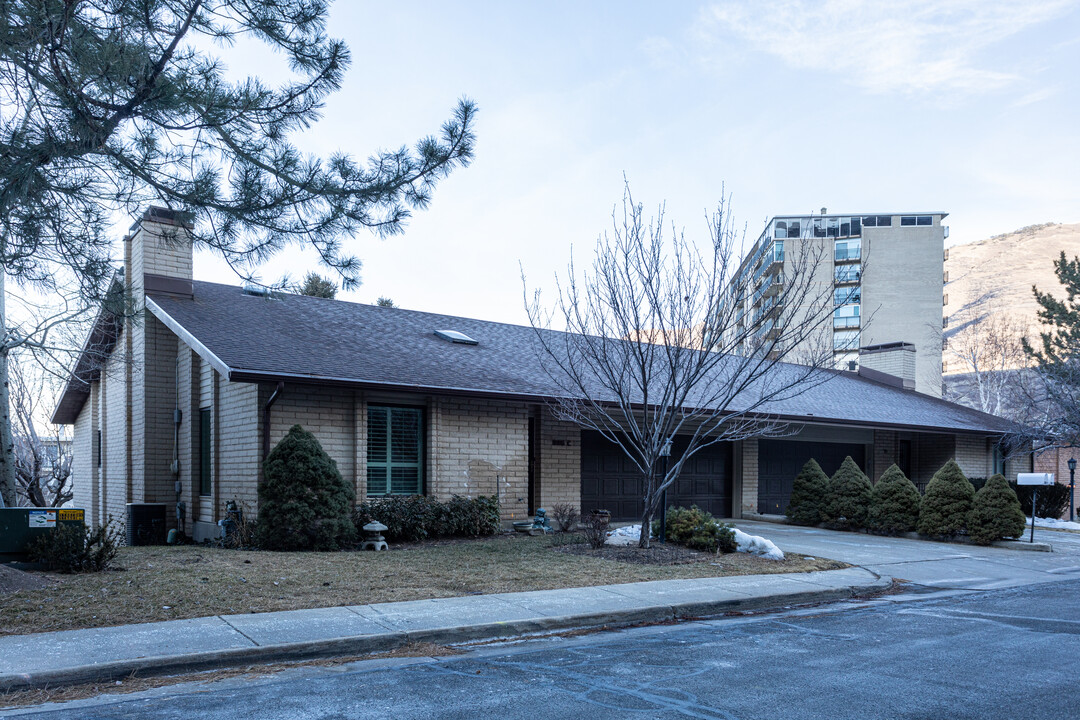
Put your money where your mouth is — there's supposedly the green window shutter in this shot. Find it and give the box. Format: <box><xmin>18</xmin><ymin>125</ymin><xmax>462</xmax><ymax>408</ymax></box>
<box><xmin>367</xmin><ymin>406</ymin><xmax>422</xmax><ymax>496</ymax></box>
<box><xmin>199</xmin><ymin>408</ymin><xmax>212</xmax><ymax>496</ymax></box>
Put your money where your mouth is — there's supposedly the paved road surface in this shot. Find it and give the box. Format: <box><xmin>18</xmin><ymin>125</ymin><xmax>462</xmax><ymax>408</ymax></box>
<box><xmin>11</xmin><ymin>578</ymin><xmax>1080</xmax><ymax>720</ymax></box>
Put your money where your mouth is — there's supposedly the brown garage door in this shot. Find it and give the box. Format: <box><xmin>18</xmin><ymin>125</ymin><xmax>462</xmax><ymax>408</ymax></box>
<box><xmin>580</xmin><ymin>431</ymin><xmax>733</xmax><ymax>521</ymax></box>
<box><xmin>757</xmin><ymin>439</ymin><xmax>867</xmax><ymax>515</ymax></box>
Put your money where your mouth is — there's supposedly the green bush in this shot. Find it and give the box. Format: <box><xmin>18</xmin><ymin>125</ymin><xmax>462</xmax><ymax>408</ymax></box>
<box><xmin>967</xmin><ymin>477</ymin><xmax>988</xmax><ymax>493</ymax></box>
<box><xmin>968</xmin><ymin>474</ymin><xmax>1027</xmax><ymax>545</ymax></box>
<box><xmin>1009</xmin><ymin>481</ymin><xmax>1071</xmax><ymax>519</ymax></box>
<box><xmin>786</xmin><ymin>458</ymin><xmax>829</xmax><ymax>526</ymax></box>
<box><xmin>822</xmin><ymin>456</ymin><xmax>873</xmax><ymax>530</ymax></box>
<box><xmin>917</xmin><ymin>459</ymin><xmax>975</xmax><ymax>538</ymax></box>
<box><xmin>29</xmin><ymin>516</ymin><xmax>122</xmax><ymax>573</ymax></box>
<box><xmin>664</xmin><ymin>506</ymin><xmax>736</xmax><ymax>553</ymax></box>
<box><xmin>355</xmin><ymin>494</ymin><xmax>500</xmax><ymax>541</ymax></box>
<box><xmin>257</xmin><ymin>424</ymin><xmax>357</xmax><ymax>551</ymax></box>
<box><xmin>867</xmin><ymin>464</ymin><xmax>921</xmax><ymax>535</ymax></box>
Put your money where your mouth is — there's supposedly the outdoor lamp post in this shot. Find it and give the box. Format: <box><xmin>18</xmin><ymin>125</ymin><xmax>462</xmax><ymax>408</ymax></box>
<box><xmin>1069</xmin><ymin>457</ymin><xmax>1076</xmax><ymax>523</ymax></box>
<box><xmin>658</xmin><ymin>439</ymin><xmax>673</xmax><ymax>544</ymax></box>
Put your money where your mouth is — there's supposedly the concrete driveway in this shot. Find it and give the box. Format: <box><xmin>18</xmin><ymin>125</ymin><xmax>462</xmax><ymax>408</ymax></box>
<box><xmin>735</xmin><ymin>519</ymin><xmax>1080</xmax><ymax>591</ymax></box>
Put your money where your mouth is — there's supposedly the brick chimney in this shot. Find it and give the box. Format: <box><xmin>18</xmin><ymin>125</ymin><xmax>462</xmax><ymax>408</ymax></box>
<box><xmin>858</xmin><ymin>342</ymin><xmax>916</xmax><ymax>391</ymax></box>
<box><xmin>125</xmin><ymin>206</ymin><xmax>194</xmax><ymax>302</ymax></box>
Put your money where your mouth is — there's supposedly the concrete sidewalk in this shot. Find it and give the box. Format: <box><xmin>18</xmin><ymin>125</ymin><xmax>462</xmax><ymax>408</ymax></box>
<box><xmin>0</xmin><ymin>566</ymin><xmax>886</xmax><ymax>690</ymax></box>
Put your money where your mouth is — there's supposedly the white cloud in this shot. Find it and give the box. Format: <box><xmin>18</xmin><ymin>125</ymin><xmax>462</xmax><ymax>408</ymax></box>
<box><xmin>697</xmin><ymin>0</ymin><xmax>1075</xmax><ymax>94</ymax></box>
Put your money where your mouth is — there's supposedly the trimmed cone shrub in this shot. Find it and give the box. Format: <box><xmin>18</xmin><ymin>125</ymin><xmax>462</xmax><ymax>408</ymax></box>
<box><xmin>822</xmin><ymin>456</ymin><xmax>873</xmax><ymax>530</ymax></box>
<box><xmin>867</xmin><ymin>464</ymin><xmax>921</xmax><ymax>535</ymax></box>
<box><xmin>968</xmin><ymin>474</ymin><xmax>1026</xmax><ymax>545</ymax></box>
<box><xmin>257</xmin><ymin>424</ymin><xmax>357</xmax><ymax>551</ymax></box>
<box><xmin>917</xmin><ymin>459</ymin><xmax>975</xmax><ymax>538</ymax></box>
<box><xmin>786</xmin><ymin>458</ymin><xmax>829</xmax><ymax>526</ymax></box>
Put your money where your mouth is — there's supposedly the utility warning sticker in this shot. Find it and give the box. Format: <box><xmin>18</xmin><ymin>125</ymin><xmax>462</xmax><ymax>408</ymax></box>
<box><xmin>59</xmin><ymin>509</ymin><xmax>84</xmax><ymax>521</ymax></box>
<box><xmin>28</xmin><ymin>510</ymin><xmax>57</xmax><ymax>528</ymax></box>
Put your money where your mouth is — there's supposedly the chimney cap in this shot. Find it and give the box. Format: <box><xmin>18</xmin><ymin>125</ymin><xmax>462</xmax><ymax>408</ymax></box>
<box><xmin>820</xmin><ymin>207</ymin><xmax>827</xmax><ymax>215</ymax></box>
<box><xmin>129</xmin><ymin>205</ymin><xmax>194</xmax><ymax>231</ymax></box>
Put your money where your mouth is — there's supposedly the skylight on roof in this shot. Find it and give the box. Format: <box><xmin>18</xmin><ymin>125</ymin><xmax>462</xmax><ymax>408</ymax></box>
<box><xmin>434</xmin><ymin>329</ymin><xmax>478</xmax><ymax>345</ymax></box>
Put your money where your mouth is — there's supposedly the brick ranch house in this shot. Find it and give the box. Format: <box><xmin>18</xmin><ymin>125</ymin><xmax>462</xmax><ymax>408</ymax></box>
<box><xmin>53</xmin><ymin>209</ymin><xmax>1028</xmax><ymax>541</ymax></box>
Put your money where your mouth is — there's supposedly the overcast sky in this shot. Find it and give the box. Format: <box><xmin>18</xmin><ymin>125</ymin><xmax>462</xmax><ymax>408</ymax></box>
<box><xmin>187</xmin><ymin>0</ymin><xmax>1080</xmax><ymax>326</ymax></box>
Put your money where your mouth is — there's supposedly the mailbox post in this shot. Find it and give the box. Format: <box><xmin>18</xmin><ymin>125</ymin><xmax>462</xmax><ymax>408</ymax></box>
<box><xmin>1017</xmin><ymin>473</ymin><xmax>1055</xmax><ymax>543</ymax></box>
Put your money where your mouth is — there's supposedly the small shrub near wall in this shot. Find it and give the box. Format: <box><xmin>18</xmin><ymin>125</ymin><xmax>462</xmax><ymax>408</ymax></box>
<box><xmin>663</xmin><ymin>506</ymin><xmax>736</xmax><ymax>553</ymax></box>
<box><xmin>29</xmin><ymin>516</ymin><xmax>123</xmax><ymax>573</ymax></box>
<box><xmin>968</xmin><ymin>474</ymin><xmax>1026</xmax><ymax>545</ymax></box>
<box><xmin>550</xmin><ymin>503</ymin><xmax>581</xmax><ymax>532</ymax></box>
<box><xmin>822</xmin><ymin>456</ymin><xmax>873</xmax><ymax>531</ymax></box>
<box><xmin>786</xmin><ymin>459</ymin><xmax>829</xmax><ymax>526</ymax></box>
<box><xmin>867</xmin><ymin>464</ymin><xmax>921</xmax><ymax>535</ymax></box>
<box><xmin>917</xmin><ymin>459</ymin><xmax>975</xmax><ymax>538</ymax></box>
<box><xmin>354</xmin><ymin>495</ymin><xmax>500</xmax><ymax>542</ymax></box>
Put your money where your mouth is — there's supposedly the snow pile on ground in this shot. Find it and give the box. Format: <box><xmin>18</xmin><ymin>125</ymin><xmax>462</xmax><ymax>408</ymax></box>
<box><xmin>733</xmin><ymin>528</ymin><xmax>784</xmax><ymax>560</ymax></box>
<box><xmin>605</xmin><ymin>525</ymin><xmax>643</xmax><ymax>546</ymax></box>
<box><xmin>1029</xmin><ymin>516</ymin><xmax>1080</xmax><ymax>531</ymax></box>
<box><xmin>604</xmin><ymin>524</ymin><xmax>784</xmax><ymax>559</ymax></box>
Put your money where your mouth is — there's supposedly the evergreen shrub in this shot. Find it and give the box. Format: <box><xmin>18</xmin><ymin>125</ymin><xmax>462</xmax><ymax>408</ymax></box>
<box><xmin>664</xmin><ymin>506</ymin><xmax>736</xmax><ymax>553</ymax></box>
<box><xmin>1009</xmin><ymin>481</ymin><xmax>1071</xmax><ymax>519</ymax></box>
<box><xmin>822</xmin><ymin>456</ymin><xmax>873</xmax><ymax>530</ymax></box>
<box><xmin>968</xmin><ymin>474</ymin><xmax>1026</xmax><ymax>545</ymax></box>
<box><xmin>354</xmin><ymin>494</ymin><xmax>500</xmax><ymax>541</ymax></box>
<box><xmin>786</xmin><ymin>458</ymin><xmax>829</xmax><ymax>526</ymax></box>
<box><xmin>29</xmin><ymin>516</ymin><xmax>122</xmax><ymax>573</ymax></box>
<box><xmin>867</xmin><ymin>464</ymin><xmax>921</xmax><ymax>535</ymax></box>
<box><xmin>257</xmin><ymin>424</ymin><xmax>357</xmax><ymax>551</ymax></box>
<box><xmin>917</xmin><ymin>459</ymin><xmax>975</xmax><ymax>538</ymax></box>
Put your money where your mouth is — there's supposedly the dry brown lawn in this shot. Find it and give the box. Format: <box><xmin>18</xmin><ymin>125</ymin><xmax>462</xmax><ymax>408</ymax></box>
<box><xmin>0</xmin><ymin>533</ymin><xmax>845</xmax><ymax>637</ymax></box>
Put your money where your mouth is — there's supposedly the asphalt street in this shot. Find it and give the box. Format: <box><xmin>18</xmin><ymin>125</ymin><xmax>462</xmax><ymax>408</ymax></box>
<box><xmin>10</xmin><ymin>578</ymin><xmax>1080</xmax><ymax>720</ymax></box>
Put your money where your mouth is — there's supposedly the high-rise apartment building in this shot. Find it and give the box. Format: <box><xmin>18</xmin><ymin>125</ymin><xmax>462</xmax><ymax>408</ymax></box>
<box><xmin>728</xmin><ymin>211</ymin><xmax>948</xmax><ymax>397</ymax></box>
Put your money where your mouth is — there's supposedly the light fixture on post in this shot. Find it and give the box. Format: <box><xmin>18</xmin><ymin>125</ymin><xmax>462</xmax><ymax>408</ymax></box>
<box><xmin>658</xmin><ymin>439</ymin><xmax>673</xmax><ymax>544</ymax></box>
<box><xmin>1069</xmin><ymin>457</ymin><xmax>1076</xmax><ymax>523</ymax></box>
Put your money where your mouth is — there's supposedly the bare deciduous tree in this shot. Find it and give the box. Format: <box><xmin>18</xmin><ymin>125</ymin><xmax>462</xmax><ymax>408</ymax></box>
<box><xmin>942</xmin><ymin>293</ymin><xmax>1030</xmax><ymax>418</ymax></box>
<box><xmin>9</xmin><ymin>356</ymin><xmax>72</xmax><ymax>508</ymax></box>
<box><xmin>524</xmin><ymin>185</ymin><xmax>835</xmax><ymax>548</ymax></box>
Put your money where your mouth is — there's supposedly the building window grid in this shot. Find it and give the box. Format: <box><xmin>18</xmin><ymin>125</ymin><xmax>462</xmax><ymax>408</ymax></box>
<box><xmin>367</xmin><ymin>406</ymin><xmax>424</xmax><ymax>496</ymax></box>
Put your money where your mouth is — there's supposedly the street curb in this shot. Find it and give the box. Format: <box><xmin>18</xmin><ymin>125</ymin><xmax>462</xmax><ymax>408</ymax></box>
<box><xmin>0</xmin><ymin>574</ymin><xmax>891</xmax><ymax>691</ymax></box>
<box><xmin>992</xmin><ymin>539</ymin><xmax>1052</xmax><ymax>552</ymax></box>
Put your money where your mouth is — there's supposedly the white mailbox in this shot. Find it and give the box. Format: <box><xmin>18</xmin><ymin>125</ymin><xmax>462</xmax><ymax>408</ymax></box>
<box><xmin>1017</xmin><ymin>473</ymin><xmax>1055</xmax><ymax>486</ymax></box>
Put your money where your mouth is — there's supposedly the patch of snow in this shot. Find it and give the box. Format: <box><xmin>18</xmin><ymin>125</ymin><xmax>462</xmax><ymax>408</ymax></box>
<box><xmin>606</xmin><ymin>525</ymin><xmax>645</xmax><ymax>546</ymax></box>
<box><xmin>1029</xmin><ymin>516</ymin><xmax>1080</xmax><ymax>531</ymax></box>
<box><xmin>733</xmin><ymin>528</ymin><xmax>784</xmax><ymax>560</ymax></box>
<box><xmin>604</xmin><ymin>524</ymin><xmax>785</xmax><ymax>559</ymax></box>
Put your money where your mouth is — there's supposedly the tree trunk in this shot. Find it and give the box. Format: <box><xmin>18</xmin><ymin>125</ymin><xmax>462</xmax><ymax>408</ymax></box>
<box><xmin>638</xmin><ymin>507</ymin><xmax>652</xmax><ymax>548</ymax></box>
<box><xmin>0</xmin><ymin>272</ymin><xmax>15</xmax><ymax>508</ymax></box>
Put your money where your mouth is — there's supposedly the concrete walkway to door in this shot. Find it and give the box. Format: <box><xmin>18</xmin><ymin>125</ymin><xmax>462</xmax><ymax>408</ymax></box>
<box><xmin>733</xmin><ymin>519</ymin><xmax>1080</xmax><ymax>591</ymax></box>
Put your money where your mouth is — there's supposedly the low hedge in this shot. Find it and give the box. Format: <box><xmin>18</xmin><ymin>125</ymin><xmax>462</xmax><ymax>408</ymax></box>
<box><xmin>354</xmin><ymin>495</ymin><xmax>500</xmax><ymax>542</ymax></box>
<box><xmin>1009</xmin><ymin>481</ymin><xmax>1071</xmax><ymax>519</ymax></box>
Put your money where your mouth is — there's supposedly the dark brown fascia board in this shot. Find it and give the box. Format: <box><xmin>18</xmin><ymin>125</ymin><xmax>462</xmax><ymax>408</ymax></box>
<box><xmin>228</xmin><ymin>367</ymin><xmax>1011</xmax><ymax>438</ymax></box>
<box><xmin>144</xmin><ymin>296</ymin><xmax>231</xmax><ymax>377</ymax></box>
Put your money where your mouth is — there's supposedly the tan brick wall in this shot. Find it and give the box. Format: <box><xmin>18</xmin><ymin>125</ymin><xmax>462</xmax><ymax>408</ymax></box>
<box><xmin>215</xmin><ymin>379</ymin><xmax>260</xmax><ymax>513</ymax></box>
<box><xmin>102</xmin><ymin>331</ymin><xmax>130</xmax><ymax>526</ymax></box>
<box><xmin>264</xmin><ymin>383</ymin><xmax>355</xmax><ymax>498</ymax></box>
<box><xmin>71</xmin><ymin>398</ymin><xmax>94</xmax><ymax>518</ymax></box>
<box><xmin>740</xmin><ymin>438</ymin><xmax>758</xmax><ymax>515</ymax></box>
<box><xmin>537</xmin><ymin>408</ymin><xmax>580</xmax><ymax>509</ymax></box>
<box><xmin>955</xmin><ymin>434</ymin><xmax>990</xmax><ymax>480</ymax></box>
<box><xmin>426</xmin><ymin>396</ymin><xmax>530</xmax><ymax>524</ymax></box>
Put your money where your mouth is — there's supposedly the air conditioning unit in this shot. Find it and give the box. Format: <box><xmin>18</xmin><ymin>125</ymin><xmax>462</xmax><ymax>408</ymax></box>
<box><xmin>126</xmin><ymin>503</ymin><xmax>168</xmax><ymax>546</ymax></box>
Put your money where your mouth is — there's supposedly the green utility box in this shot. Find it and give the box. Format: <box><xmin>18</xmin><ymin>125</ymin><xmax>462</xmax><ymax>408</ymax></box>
<box><xmin>0</xmin><ymin>508</ymin><xmax>86</xmax><ymax>562</ymax></box>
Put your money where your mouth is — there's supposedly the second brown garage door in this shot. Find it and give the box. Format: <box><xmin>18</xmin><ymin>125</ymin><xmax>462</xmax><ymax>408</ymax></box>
<box><xmin>580</xmin><ymin>431</ymin><xmax>733</xmax><ymax>521</ymax></box>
